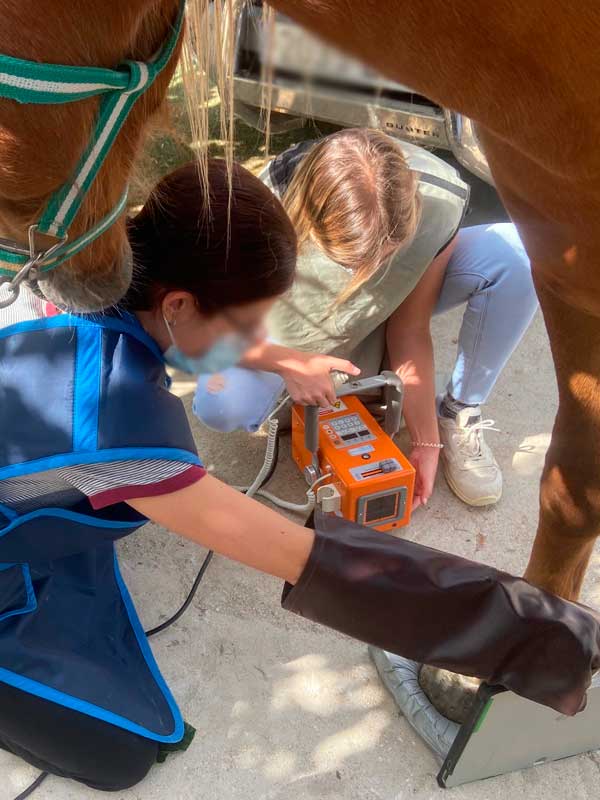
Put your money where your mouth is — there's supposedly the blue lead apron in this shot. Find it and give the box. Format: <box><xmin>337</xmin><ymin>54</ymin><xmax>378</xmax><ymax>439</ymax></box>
<box><xmin>0</xmin><ymin>312</ymin><xmax>202</xmax><ymax>742</ymax></box>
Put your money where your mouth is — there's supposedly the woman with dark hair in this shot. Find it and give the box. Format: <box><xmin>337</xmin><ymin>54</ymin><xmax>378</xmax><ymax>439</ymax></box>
<box><xmin>0</xmin><ymin>159</ymin><xmax>314</xmax><ymax>791</ymax></box>
<box><xmin>1</xmin><ymin>157</ymin><xmax>598</xmax><ymax>796</ymax></box>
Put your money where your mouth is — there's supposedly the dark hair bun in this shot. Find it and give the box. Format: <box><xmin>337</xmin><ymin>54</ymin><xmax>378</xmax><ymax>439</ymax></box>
<box><xmin>126</xmin><ymin>159</ymin><xmax>297</xmax><ymax>313</ymax></box>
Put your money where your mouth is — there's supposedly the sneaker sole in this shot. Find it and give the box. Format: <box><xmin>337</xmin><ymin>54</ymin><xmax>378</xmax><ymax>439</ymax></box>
<box><xmin>443</xmin><ymin>467</ymin><xmax>502</xmax><ymax>507</ymax></box>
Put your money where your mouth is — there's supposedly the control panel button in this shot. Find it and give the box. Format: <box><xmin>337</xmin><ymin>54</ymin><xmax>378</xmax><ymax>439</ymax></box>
<box><xmin>328</xmin><ymin>413</ymin><xmax>376</xmax><ymax>448</ymax></box>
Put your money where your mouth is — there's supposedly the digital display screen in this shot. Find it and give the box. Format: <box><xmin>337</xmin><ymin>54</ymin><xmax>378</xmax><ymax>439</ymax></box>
<box><xmin>365</xmin><ymin>493</ymin><xmax>397</xmax><ymax>523</ymax></box>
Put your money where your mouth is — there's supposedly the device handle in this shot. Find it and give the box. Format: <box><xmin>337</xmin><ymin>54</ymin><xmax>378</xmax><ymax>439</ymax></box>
<box><xmin>302</xmin><ymin>372</ymin><xmax>348</xmax><ymax>458</ymax></box>
<box><xmin>381</xmin><ymin>370</ymin><xmax>404</xmax><ymax>437</ymax></box>
<box><xmin>303</xmin><ymin>405</ymin><xmax>320</xmax><ymax>456</ymax></box>
<box><xmin>303</xmin><ymin>372</ymin><xmax>404</xmax><ymax>457</ymax></box>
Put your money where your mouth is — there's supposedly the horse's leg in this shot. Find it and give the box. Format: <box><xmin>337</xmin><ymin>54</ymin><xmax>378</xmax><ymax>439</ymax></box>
<box><xmin>471</xmin><ymin>127</ymin><xmax>600</xmax><ymax>602</ymax></box>
<box><xmin>523</xmin><ymin>279</ymin><xmax>600</xmax><ymax>601</ymax></box>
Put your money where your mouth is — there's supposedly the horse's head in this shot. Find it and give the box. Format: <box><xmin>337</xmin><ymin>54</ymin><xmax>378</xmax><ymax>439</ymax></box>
<box><xmin>0</xmin><ymin>0</ymin><xmax>183</xmax><ymax>311</ymax></box>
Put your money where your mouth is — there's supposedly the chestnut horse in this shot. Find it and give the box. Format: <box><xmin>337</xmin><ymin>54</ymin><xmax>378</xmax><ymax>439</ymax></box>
<box><xmin>0</xmin><ymin>0</ymin><xmax>598</xmax><ymax>604</ymax></box>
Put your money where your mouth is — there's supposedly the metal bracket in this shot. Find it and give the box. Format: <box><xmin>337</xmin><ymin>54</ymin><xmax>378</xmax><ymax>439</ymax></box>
<box><xmin>0</xmin><ymin>225</ymin><xmax>67</xmax><ymax>309</ymax></box>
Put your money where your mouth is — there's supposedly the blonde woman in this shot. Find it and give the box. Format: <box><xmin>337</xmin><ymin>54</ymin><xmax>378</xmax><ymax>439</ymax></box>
<box><xmin>193</xmin><ymin>129</ymin><xmax>538</xmax><ymax>509</ymax></box>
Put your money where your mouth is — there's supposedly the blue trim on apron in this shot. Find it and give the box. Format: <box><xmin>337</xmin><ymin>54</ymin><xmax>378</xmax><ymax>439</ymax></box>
<box><xmin>0</xmin><ymin>446</ymin><xmax>200</xmax><ymax>482</ymax></box>
<box><xmin>0</xmin><ymin>661</ymin><xmax>182</xmax><ymax>743</ymax></box>
<box><xmin>112</xmin><ymin>551</ymin><xmax>185</xmax><ymax>742</ymax></box>
<box><xmin>0</xmin><ymin>540</ymin><xmax>184</xmax><ymax>743</ymax></box>
<box><xmin>0</xmin><ymin>507</ymin><xmax>144</xmax><ymax>538</ymax></box>
<box><xmin>0</xmin><ymin>563</ymin><xmax>36</xmax><ymax>622</ymax></box>
<box><xmin>0</xmin><ymin>503</ymin><xmax>17</xmax><ymax>521</ymax></box>
<box><xmin>0</xmin><ymin>311</ymin><xmax>165</xmax><ymax>362</ymax></box>
<box><xmin>73</xmin><ymin>325</ymin><xmax>102</xmax><ymax>452</ymax></box>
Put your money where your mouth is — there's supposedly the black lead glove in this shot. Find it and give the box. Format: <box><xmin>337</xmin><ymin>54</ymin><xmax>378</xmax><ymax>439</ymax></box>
<box><xmin>282</xmin><ymin>511</ymin><xmax>600</xmax><ymax>716</ymax></box>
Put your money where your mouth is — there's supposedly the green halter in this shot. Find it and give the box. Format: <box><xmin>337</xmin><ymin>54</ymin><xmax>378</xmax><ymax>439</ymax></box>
<box><xmin>0</xmin><ymin>0</ymin><xmax>185</xmax><ymax>306</ymax></box>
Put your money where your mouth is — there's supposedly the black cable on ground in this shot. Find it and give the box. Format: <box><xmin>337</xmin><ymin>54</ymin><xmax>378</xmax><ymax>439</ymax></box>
<box><xmin>14</xmin><ymin>772</ymin><xmax>49</xmax><ymax>800</ymax></box>
<box><xmin>146</xmin><ymin>550</ymin><xmax>214</xmax><ymax>638</ymax></box>
<box><xmin>146</xmin><ymin>431</ymin><xmax>281</xmax><ymax>639</ymax></box>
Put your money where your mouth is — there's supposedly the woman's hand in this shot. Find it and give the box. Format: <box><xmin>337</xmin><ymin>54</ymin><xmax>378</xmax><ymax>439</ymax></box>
<box><xmin>241</xmin><ymin>342</ymin><xmax>360</xmax><ymax>408</ymax></box>
<box><xmin>278</xmin><ymin>351</ymin><xmax>360</xmax><ymax>407</ymax></box>
<box><xmin>409</xmin><ymin>445</ymin><xmax>441</xmax><ymax>510</ymax></box>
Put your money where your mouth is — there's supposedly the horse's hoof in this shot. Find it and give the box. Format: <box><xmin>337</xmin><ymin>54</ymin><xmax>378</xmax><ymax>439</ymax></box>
<box><xmin>418</xmin><ymin>665</ymin><xmax>481</xmax><ymax>724</ymax></box>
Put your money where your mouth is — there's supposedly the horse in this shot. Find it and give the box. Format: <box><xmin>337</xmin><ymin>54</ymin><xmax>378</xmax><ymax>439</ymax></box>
<box><xmin>0</xmin><ymin>0</ymin><xmax>598</xmax><ymax>609</ymax></box>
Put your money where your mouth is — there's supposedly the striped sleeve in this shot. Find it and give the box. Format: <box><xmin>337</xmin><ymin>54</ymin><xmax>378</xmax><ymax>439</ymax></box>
<box><xmin>0</xmin><ymin>460</ymin><xmax>206</xmax><ymax>514</ymax></box>
<box><xmin>59</xmin><ymin>460</ymin><xmax>206</xmax><ymax>509</ymax></box>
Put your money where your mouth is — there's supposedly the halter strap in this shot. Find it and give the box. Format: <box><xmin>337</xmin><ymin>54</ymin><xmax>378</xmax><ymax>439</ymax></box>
<box><xmin>0</xmin><ymin>0</ymin><xmax>185</xmax><ymax>281</ymax></box>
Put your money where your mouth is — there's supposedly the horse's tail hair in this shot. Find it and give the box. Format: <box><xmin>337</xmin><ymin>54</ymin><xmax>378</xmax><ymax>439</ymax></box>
<box><xmin>180</xmin><ymin>0</ymin><xmax>274</xmax><ymax>219</ymax></box>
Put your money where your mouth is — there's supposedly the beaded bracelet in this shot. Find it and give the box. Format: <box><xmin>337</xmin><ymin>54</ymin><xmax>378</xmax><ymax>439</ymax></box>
<box><xmin>411</xmin><ymin>441</ymin><xmax>444</xmax><ymax>449</ymax></box>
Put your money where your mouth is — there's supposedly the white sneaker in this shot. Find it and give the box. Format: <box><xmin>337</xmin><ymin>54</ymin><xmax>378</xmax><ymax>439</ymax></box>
<box><xmin>438</xmin><ymin>405</ymin><xmax>502</xmax><ymax>506</ymax></box>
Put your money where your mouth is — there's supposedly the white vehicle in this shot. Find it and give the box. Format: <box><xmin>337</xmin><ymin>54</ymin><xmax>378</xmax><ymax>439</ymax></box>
<box><xmin>228</xmin><ymin>2</ymin><xmax>493</xmax><ymax>185</ymax></box>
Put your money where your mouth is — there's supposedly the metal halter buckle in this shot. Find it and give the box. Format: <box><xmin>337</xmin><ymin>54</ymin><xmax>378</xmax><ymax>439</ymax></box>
<box><xmin>0</xmin><ymin>225</ymin><xmax>67</xmax><ymax>309</ymax></box>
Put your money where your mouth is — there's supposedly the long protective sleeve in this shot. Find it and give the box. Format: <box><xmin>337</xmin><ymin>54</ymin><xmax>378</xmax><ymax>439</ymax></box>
<box><xmin>282</xmin><ymin>512</ymin><xmax>600</xmax><ymax>715</ymax></box>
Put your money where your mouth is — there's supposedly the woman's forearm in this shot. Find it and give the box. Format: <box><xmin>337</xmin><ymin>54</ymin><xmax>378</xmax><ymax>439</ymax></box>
<box><xmin>387</xmin><ymin>328</ymin><xmax>439</xmax><ymax>443</ymax></box>
<box><xmin>127</xmin><ymin>474</ymin><xmax>314</xmax><ymax>585</ymax></box>
<box><xmin>240</xmin><ymin>341</ymin><xmax>298</xmax><ymax>374</ymax></box>
<box><xmin>383</xmin><ymin>237</ymin><xmax>457</xmax><ymax>444</ymax></box>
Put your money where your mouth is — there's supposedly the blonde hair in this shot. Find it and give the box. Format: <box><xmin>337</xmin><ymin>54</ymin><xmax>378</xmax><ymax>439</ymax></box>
<box><xmin>180</xmin><ymin>0</ymin><xmax>237</xmax><ymax>203</ymax></box>
<box><xmin>282</xmin><ymin>129</ymin><xmax>421</xmax><ymax>303</ymax></box>
<box><xmin>180</xmin><ymin>1</ymin><xmax>275</xmax><ymax>198</ymax></box>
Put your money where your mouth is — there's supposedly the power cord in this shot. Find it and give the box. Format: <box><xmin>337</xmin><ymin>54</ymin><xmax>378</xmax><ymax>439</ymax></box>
<box><xmin>13</xmin><ymin>772</ymin><xmax>49</xmax><ymax>800</ymax></box>
<box><xmin>145</xmin><ymin>550</ymin><xmax>214</xmax><ymax>638</ymax></box>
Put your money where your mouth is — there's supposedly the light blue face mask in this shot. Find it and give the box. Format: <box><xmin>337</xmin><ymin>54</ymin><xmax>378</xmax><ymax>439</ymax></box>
<box><xmin>162</xmin><ymin>314</ymin><xmax>249</xmax><ymax>375</ymax></box>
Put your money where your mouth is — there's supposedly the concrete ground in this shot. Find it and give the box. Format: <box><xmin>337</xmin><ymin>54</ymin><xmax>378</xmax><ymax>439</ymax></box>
<box><xmin>3</xmin><ymin>172</ymin><xmax>600</xmax><ymax>799</ymax></box>
<box><xmin>4</xmin><ymin>308</ymin><xmax>600</xmax><ymax>800</ymax></box>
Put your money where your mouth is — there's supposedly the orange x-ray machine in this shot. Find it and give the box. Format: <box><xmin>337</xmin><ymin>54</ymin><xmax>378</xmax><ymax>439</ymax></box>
<box><xmin>292</xmin><ymin>372</ymin><xmax>415</xmax><ymax>531</ymax></box>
